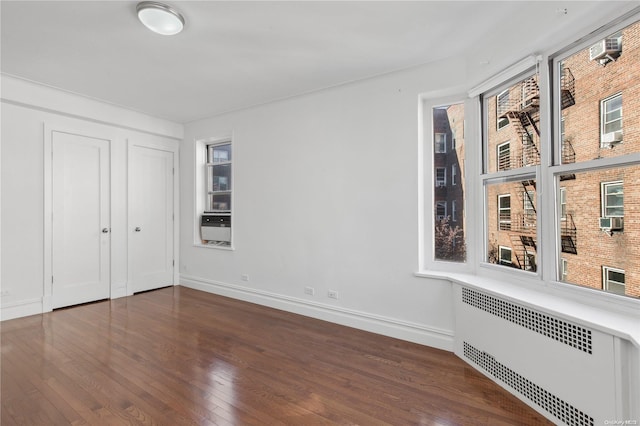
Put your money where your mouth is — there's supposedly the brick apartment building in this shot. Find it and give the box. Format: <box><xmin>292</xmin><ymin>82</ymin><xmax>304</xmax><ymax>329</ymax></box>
<box><xmin>484</xmin><ymin>19</ymin><xmax>640</xmax><ymax>298</ymax></box>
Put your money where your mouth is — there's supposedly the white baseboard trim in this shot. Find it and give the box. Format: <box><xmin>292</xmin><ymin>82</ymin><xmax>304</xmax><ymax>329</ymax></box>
<box><xmin>1</xmin><ymin>298</ymin><xmax>43</xmax><ymax>321</ymax></box>
<box><xmin>180</xmin><ymin>274</ymin><xmax>454</xmax><ymax>351</ymax></box>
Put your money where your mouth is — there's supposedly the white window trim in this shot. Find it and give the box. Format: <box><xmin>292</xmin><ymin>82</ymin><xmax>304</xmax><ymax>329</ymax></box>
<box><xmin>603</xmin><ymin>266</ymin><xmax>625</xmax><ymax>293</ymax></box>
<box><xmin>499</xmin><ymin>246</ymin><xmax>512</xmax><ymax>265</ymax></box>
<box><xmin>435</xmin><ymin>201</ymin><xmax>447</xmax><ymax>221</ymax></box>
<box><xmin>600</xmin><ymin>92</ymin><xmax>623</xmax><ymax>145</ymax></box>
<box><xmin>496</xmin><ymin>89</ymin><xmax>510</xmax><ymax>130</ymax></box>
<box><xmin>435</xmin><ymin>133</ymin><xmax>447</xmax><ymax>153</ymax></box>
<box><xmin>497</xmin><ymin>141</ymin><xmax>510</xmax><ymax>171</ymax></box>
<box><xmin>601</xmin><ymin>180</ymin><xmax>623</xmax><ymax>218</ymax></box>
<box><xmin>194</xmin><ymin>135</ymin><xmax>235</xmax><ymax>250</ymax></box>
<box><xmin>498</xmin><ymin>194</ymin><xmax>511</xmax><ymax>230</ymax></box>
<box><xmin>452</xmin><ymin>164</ymin><xmax>457</xmax><ymax>185</ymax></box>
<box><xmin>452</xmin><ymin>200</ymin><xmax>457</xmax><ymax>222</ymax></box>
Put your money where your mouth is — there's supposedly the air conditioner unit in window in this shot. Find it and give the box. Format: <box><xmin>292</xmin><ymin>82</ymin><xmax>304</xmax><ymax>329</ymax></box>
<box><xmin>589</xmin><ymin>38</ymin><xmax>621</xmax><ymax>61</ymax></box>
<box><xmin>602</xmin><ymin>131</ymin><xmax>623</xmax><ymax>145</ymax></box>
<box><xmin>599</xmin><ymin>216</ymin><xmax>623</xmax><ymax>231</ymax></box>
<box><xmin>436</xmin><ymin>182</ymin><xmax>446</xmax><ymax>187</ymax></box>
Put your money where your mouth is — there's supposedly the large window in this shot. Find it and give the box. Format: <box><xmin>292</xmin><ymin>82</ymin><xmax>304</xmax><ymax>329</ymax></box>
<box><xmin>432</xmin><ymin>102</ymin><xmax>466</xmax><ymax>263</ymax></box>
<box><xmin>478</xmin><ymin>15</ymin><xmax>640</xmax><ymax>300</ymax></box>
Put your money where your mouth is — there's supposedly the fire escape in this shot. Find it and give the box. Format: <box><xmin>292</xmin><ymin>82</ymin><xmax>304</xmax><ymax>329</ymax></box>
<box><xmin>497</xmin><ymin>68</ymin><xmax>578</xmax><ymax>270</ymax></box>
<box><xmin>559</xmin><ymin>66</ymin><xmax>578</xmax><ymax>254</ymax></box>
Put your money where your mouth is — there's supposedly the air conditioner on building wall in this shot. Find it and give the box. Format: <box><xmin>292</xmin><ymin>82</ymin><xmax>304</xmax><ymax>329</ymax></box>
<box><xmin>599</xmin><ymin>216</ymin><xmax>623</xmax><ymax>231</ymax></box>
<box><xmin>436</xmin><ymin>182</ymin><xmax>446</xmax><ymax>187</ymax></box>
<box><xmin>589</xmin><ymin>38</ymin><xmax>621</xmax><ymax>61</ymax></box>
<box><xmin>602</xmin><ymin>131</ymin><xmax>623</xmax><ymax>145</ymax></box>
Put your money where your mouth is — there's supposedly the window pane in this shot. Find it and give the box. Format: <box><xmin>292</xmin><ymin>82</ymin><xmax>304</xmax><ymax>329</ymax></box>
<box><xmin>556</xmin><ymin>165</ymin><xmax>639</xmax><ymax>299</ymax></box>
<box><xmin>433</xmin><ymin>103</ymin><xmax>466</xmax><ymax>262</ymax></box>
<box><xmin>487</xmin><ymin>179</ymin><xmax>537</xmax><ymax>271</ymax></box>
<box><xmin>558</xmin><ymin>21</ymin><xmax>639</xmax><ymax>162</ymax></box>
<box><xmin>486</xmin><ymin>74</ymin><xmax>540</xmax><ymax>172</ymax></box>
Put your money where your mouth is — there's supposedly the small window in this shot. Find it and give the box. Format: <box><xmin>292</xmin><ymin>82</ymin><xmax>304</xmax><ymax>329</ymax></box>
<box><xmin>206</xmin><ymin>142</ymin><xmax>232</xmax><ymax>212</ymax></box>
<box><xmin>601</xmin><ymin>93</ymin><xmax>622</xmax><ymax>145</ymax></box>
<box><xmin>601</xmin><ymin>181</ymin><xmax>623</xmax><ymax>218</ymax></box>
<box><xmin>435</xmin><ymin>201</ymin><xmax>447</xmax><ymax>221</ymax></box>
<box><xmin>499</xmin><ymin>246</ymin><xmax>512</xmax><ymax>265</ymax></box>
<box><xmin>497</xmin><ymin>90</ymin><xmax>510</xmax><ymax>130</ymax></box>
<box><xmin>561</xmin><ymin>258</ymin><xmax>568</xmax><ymax>280</ymax></box>
<box><xmin>452</xmin><ymin>164</ymin><xmax>457</xmax><ymax>185</ymax></box>
<box><xmin>498</xmin><ymin>194</ymin><xmax>511</xmax><ymax>231</ymax></box>
<box><xmin>603</xmin><ymin>266</ymin><xmax>625</xmax><ymax>296</ymax></box>
<box><xmin>435</xmin><ymin>167</ymin><xmax>446</xmax><ymax>187</ymax></box>
<box><xmin>435</xmin><ymin>133</ymin><xmax>447</xmax><ymax>153</ymax></box>
<box><xmin>452</xmin><ymin>200</ymin><xmax>457</xmax><ymax>222</ymax></box>
<box><xmin>560</xmin><ymin>188</ymin><xmax>567</xmax><ymax>220</ymax></box>
<box><xmin>497</xmin><ymin>141</ymin><xmax>510</xmax><ymax>171</ymax></box>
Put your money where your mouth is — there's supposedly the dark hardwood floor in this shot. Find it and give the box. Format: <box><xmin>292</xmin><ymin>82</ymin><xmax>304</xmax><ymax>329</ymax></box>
<box><xmin>1</xmin><ymin>286</ymin><xmax>552</xmax><ymax>425</ymax></box>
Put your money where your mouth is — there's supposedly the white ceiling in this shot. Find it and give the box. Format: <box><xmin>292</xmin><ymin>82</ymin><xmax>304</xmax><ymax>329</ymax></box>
<box><xmin>1</xmin><ymin>1</ymin><xmax>636</xmax><ymax>124</ymax></box>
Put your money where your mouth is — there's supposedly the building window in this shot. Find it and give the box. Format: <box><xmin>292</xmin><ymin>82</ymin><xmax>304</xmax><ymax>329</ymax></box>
<box><xmin>435</xmin><ymin>201</ymin><xmax>447</xmax><ymax>221</ymax></box>
<box><xmin>560</xmin><ymin>188</ymin><xmax>567</xmax><ymax>220</ymax></box>
<box><xmin>499</xmin><ymin>246</ymin><xmax>512</xmax><ymax>266</ymax></box>
<box><xmin>498</xmin><ymin>194</ymin><xmax>511</xmax><ymax>231</ymax></box>
<box><xmin>206</xmin><ymin>142</ymin><xmax>232</xmax><ymax>212</ymax></box>
<box><xmin>497</xmin><ymin>142</ymin><xmax>510</xmax><ymax>171</ymax></box>
<box><xmin>561</xmin><ymin>258</ymin><xmax>568</xmax><ymax>280</ymax></box>
<box><xmin>497</xmin><ymin>90</ymin><xmax>510</xmax><ymax>130</ymax></box>
<box><xmin>435</xmin><ymin>133</ymin><xmax>447</xmax><ymax>153</ymax></box>
<box><xmin>601</xmin><ymin>181</ymin><xmax>623</xmax><ymax>218</ymax></box>
<box><xmin>601</xmin><ymin>93</ymin><xmax>622</xmax><ymax>145</ymax></box>
<box><xmin>602</xmin><ymin>267</ymin><xmax>625</xmax><ymax>296</ymax></box>
<box><xmin>435</xmin><ymin>167</ymin><xmax>446</xmax><ymax>187</ymax></box>
<box><xmin>432</xmin><ymin>102</ymin><xmax>466</xmax><ymax>264</ymax></box>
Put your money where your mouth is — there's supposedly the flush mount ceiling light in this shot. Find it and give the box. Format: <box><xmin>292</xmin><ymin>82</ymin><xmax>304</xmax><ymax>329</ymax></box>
<box><xmin>136</xmin><ymin>1</ymin><xmax>185</xmax><ymax>36</ymax></box>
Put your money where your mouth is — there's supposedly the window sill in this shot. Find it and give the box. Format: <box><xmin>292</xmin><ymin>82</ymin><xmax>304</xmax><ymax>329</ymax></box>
<box><xmin>193</xmin><ymin>242</ymin><xmax>234</xmax><ymax>251</ymax></box>
<box><xmin>415</xmin><ymin>270</ymin><xmax>640</xmax><ymax>347</ymax></box>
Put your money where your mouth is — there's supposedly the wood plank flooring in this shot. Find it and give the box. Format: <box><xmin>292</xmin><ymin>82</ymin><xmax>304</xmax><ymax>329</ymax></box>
<box><xmin>1</xmin><ymin>286</ymin><xmax>553</xmax><ymax>425</ymax></box>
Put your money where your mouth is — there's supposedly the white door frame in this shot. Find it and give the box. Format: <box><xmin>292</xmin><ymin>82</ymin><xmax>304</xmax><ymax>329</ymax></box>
<box><xmin>126</xmin><ymin>138</ymin><xmax>179</xmax><ymax>296</ymax></box>
<box><xmin>43</xmin><ymin>123</ymin><xmax>114</xmax><ymax>312</ymax></box>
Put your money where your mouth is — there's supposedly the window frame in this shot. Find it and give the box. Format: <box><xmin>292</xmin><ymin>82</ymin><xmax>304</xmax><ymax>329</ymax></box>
<box><xmin>435</xmin><ymin>167</ymin><xmax>447</xmax><ymax>187</ymax></box>
<box><xmin>600</xmin><ymin>93</ymin><xmax>622</xmax><ymax>145</ymax></box>
<box><xmin>497</xmin><ymin>141</ymin><xmax>511</xmax><ymax>171</ymax></box>
<box><xmin>602</xmin><ymin>266</ymin><xmax>625</xmax><ymax>295</ymax></box>
<box><xmin>496</xmin><ymin>90</ymin><xmax>510</xmax><ymax>130</ymax></box>
<box><xmin>435</xmin><ymin>133</ymin><xmax>447</xmax><ymax>153</ymax></box>
<box><xmin>498</xmin><ymin>194</ymin><xmax>512</xmax><ymax>231</ymax></box>
<box><xmin>601</xmin><ymin>181</ymin><xmax>623</xmax><ymax>218</ymax></box>
<box><xmin>435</xmin><ymin>201</ymin><xmax>447</xmax><ymax>221</ymax></box>
<box><xmin>499</xmin><ymin>246</ymin><xmax>512</xmax><ymax>266</ymax></box>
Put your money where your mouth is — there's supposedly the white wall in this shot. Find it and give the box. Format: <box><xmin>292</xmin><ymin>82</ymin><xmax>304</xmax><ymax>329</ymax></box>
<box><xmin>180</xmin><ymin>58</ymin><xmax>468</xmax><ymax>350</ymax></box>
<box><xmin>0</xmin><ymin>75</ymin><xmax>182</xmax><ymax>320</ymax></box>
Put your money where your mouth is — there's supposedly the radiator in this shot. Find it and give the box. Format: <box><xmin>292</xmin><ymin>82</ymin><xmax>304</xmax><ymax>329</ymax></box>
<box><xmin>454</xmin><ymin>285</ymin><xmax>618</xmax><ymax>425</ymax></box>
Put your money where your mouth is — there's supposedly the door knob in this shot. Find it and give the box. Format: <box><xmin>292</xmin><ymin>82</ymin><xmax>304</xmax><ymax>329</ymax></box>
<box><xmin>135</xmin><ymin>227</ymin><xmax>141</xmax><ymax>232</ymax></box>
<box><xmin>102</xmin><ymin>228</ymin><xmax>109</xmax><ymax>233</ymax></box>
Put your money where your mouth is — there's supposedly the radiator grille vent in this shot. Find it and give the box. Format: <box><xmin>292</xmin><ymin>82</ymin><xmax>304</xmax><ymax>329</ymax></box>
<box><xmin>463</xmin><ymin>342</ymin><xmax>593</xmax><ymax>426</ymax></box>
<box><xmin>462</xmin><ymin>287</ymin><xmax>592</xmax><ymax>354</ymax></box>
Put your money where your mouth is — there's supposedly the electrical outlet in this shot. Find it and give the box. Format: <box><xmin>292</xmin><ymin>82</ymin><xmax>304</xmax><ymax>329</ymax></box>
<box><xmin>304</xmin><ymin>286</ymin><xmax>315</xmax><ymax>296</ymax></box>
<box><xmin>241</xmin><ymin>274</ymin><xmax>249</xmax><ymax>282</ymax></box>
<box><xmin>328</xmin><ymin>290</ymin><xmax>339</xmax><ymax>300</ymax></box>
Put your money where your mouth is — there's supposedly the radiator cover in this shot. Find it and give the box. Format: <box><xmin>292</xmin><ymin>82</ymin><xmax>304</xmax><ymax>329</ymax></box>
<box><xmin>454</xmin><ymin>285</ymin><xmax>617</xmax><ymax>425</ymax></box>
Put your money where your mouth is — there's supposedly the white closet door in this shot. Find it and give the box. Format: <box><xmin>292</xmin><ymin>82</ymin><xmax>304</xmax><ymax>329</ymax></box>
<box><xmin>52</xmin><ymin>132</ymin><xmax>110</xmax><ymax>308</ymax></box>
<box><xmin>129</xmin><ymin>145</ymin><xmax>174</xmax><ymax>293</ymax></box>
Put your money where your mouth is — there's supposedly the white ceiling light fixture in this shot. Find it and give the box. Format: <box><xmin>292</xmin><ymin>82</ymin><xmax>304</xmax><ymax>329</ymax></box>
<box><xmin>136</xmin><ymin>1</ymin><xmax>185</xmax><ymax>36</ymax></box>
